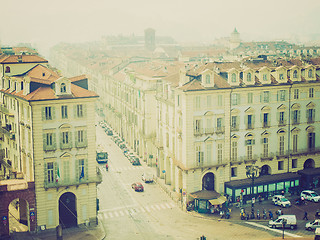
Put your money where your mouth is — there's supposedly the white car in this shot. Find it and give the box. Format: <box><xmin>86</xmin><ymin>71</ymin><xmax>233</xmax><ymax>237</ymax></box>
<box><xmin>272</xmin><ymin>195</ymin><xmax>291</xmax><ymax>208</ymax></box>
<box><xmin>301</xmin><ymin>190</ymin><xmax>320</xmax><ymax>202</ymax></box>
<box><xmin>142</xmin><ymin>173</ymin><xmax>154</xmax><ymax>183</ymax></box>
<box><xmin>305</xmin><ymin>219</ymin><xmax>320</xmax><ymax>231</ymax></box>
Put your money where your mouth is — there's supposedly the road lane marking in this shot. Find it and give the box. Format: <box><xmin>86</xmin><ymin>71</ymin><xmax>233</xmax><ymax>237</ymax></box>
<box><xmin>125</xmin><ymin>210</ymin><xmax>130</xmax><ymax>215</ymax></box>
<box><xmin>170</xmin><ymin>202</ymin><xmax>175</xmax><ymax>208</ymax></box>
<box><xmin>150</xmin><ymin>205</ymin><xmax>156</xmax><ymax>211</ymax></box>
<box><xmin>108</xmin><ymin>212</ymin><xmax>114</xmax><ymax>218</ymax></box>
<box><xmin>155</xmin><ymin>205</ymin><xmax>161</xmax><ymax>210</ymax></box>
<box><xmin>99</xmin><ymin>204</ymin><xmax>137</xmax><ymax>212</ymax></box>
<box><xmin>119</xmin><ymin>211</ymin><xmax>124</xmax><ymax>216</ymax></box>
<box><xmin>140</xmin><ymin>207</ymin><xmax>146</xmax><ymax>212</ymax></box>
<box><xmin>134</xmin><ymin>208</ymin><xmax>140</xmax><ymax>213</ymax></box>
<box><xmin>114</xmin><ymin>211</ymin><xmax>119</xmax><ymax>217</ymax></box>
<box><xmin>103</xmin><ymin>213</ymin><xmax>108</xmax><ymax>219</ymax></box>
<box><xmin>245</xmin><ymin>222</ymin><xmax>302</xmax><ymax>238</ymax></box>
<box><xmin>145</xmin><ymin>206</ymin><xmax>151</xmax><ymax>212</ymax></box>
<box><xmin>165</xmin><ymin>203</ymin><xmax>171</xmax><ymax>208</ymax></box>
<box><xmin>160</xmin><ymin>204</ymin><xmax>166</xmax><ymax>209</ymax></box>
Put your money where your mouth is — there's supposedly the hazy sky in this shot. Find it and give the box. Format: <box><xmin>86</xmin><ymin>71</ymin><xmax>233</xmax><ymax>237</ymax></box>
<box><xmin>1</xmin><ymin>0</ymin><xmax>320</xmax><ymax>51</ymax></box>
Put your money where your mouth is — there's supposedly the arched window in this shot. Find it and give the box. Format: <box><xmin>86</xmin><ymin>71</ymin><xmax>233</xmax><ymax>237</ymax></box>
<box><xmin>308</xmin><ymin>69</ymin><xmax>313</xmax><ymax>78</ymax></box>
<box><xmin>5</xmin><ymin>66</ymin><xmax>10</xmax><ymax>73</ymax></box>
<box><xmin>293</xmin><ymin>70</ymin><xmax>298</xmax><ymax>78</ymax></box>
<box><xmin>247</xmin><ymin>73</ymin><xmax>251</xmax><ymax>82</ymax></box>
<box><xmin>60</xmin><ymin>83</ymin><xmax>66</xmax><ymax>93</ymax></box>
<box><xmin>231</xmin><ymin>73</ymin><xmax>236</xmax><ymax>83</ymax></box>
<box><xmin>205</xmin><ymin>75</ymin><xmax>210</xmax><ymax>84</ymax></box>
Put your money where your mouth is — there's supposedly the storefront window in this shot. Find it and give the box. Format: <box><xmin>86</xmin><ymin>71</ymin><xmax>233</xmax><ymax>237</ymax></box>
<box><xmin>258</xmin><ymin>185</ymin><xmax>263</xmax><ymax>193</ymax></box>
<box><xmin>247</xmin><ymin>187</ymin><xmax>251</xmax><ymax>194</ymax></box>
<box><xmin>226</xmin><ymin>188</ymin><xmax>232</xmax><ymax>196</ymax></box>
<box><xmin>264</xmin><ymin>185</ymin><xmax>268</xmax><ymax>192</ymax></box>
<box><xmin>235</xmin><ymin>189</ymin><xmax>241</xmax><ymax>196</ymax></box>
<box><xmin>269</xmin><ymin>183</ymin><xmax>275</xmax><ymax>191</ymax></box>
<box><xmin>285</xmin><ymin>181</ymin><xmax>290</xmax><ymax>188</ymax></box>
<box><xmin>295</xmin><ymin>180</ymin><xmax>299</xmax><ymax>186</ymax></box>
<box><xmin>199</xmin><ymin>200</ymin><xmax>207</xmax><ymax>209</ymax></box>
<box><xmin>277</xmin><ymin>182</ymin><xmax>284</xmax><ymax>190</ymax></box>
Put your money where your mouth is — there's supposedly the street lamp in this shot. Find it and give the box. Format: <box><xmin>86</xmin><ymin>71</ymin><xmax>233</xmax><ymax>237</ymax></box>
<box><xmin>246</xmin><ymin>165</ymin><xmax>260</xmax><ymax>219</ymax></box>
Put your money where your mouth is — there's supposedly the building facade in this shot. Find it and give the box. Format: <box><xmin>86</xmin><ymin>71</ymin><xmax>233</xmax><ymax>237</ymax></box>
<box><xmin>0</xmin><ymin>54</ymin><xmax>100</xmax><ymax>236</ymax></box>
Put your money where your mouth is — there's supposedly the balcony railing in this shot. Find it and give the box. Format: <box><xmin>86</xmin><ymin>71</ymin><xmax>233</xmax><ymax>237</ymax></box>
<box><xmin>291</xmin><ymin>147</ymin><xmax>320</xmax><ymax>156</ymax></box>
<box><xmin>215</xmin><ymin>127</ymin><xmax>225</xmax><ymax>134</ymax></box>
<box><xmin>204</xmin><ymin>128</ymin><xmax>214</xmax><ymax>134</ymax></box>
<box><xmin>194</xmin><ymin>129</ymin><xmax>203</xmax><ymax>136</ymax></box>
<box><xmin>260</xmin><ymin>152</ymin><xmax>274</xmax><ymax>160</ymax></box>
<box><xmin>44</xmin><ymin>167</ymin><xmax>102</xmax><ymax>189</ymax></box>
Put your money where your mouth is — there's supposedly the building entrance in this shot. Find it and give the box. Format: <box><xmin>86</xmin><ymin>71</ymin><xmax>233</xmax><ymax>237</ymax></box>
<box><xmin>59</xmin><ymin>192</ymin><xmax>77</xmax><ymax>228</ymax></box>
<box><xmin>8</xmin><ymin>198</ymin><xmax>29</xmax><ymax>234</ymax></box>
<box><xmin>202</xmin><ymin>173</ymin><xmax>214</xmax><ymax>191</ymax></box>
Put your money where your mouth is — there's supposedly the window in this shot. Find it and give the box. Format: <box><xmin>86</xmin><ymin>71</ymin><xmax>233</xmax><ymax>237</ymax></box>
<box><xmin>278</xmin><ymin>161</ymin><xmax>284</xmax><ymax>170</ymax></box>
<box><xmin>217</xmin><ymin>118</ymin><xmax>222</xmax><ymax>129</ymax></box>
<box><xmin>79</xmin><ymin>159</ymin><xmax>85</xmax><ymax>180</ymax></box>
<box><xmin>263</xmin><ymin>113</ymin><xmax>269</xmax><ymax>127</ymax></box>
<box><xmin>308</xmin><ymin>132</ymin><xmax>315</xmax><ymax>150</ymax></box>
<box><xmin>247</xmin><ymin>92</ymin><xmax>253</xmax><ymax>104</ymax></box>
<box><xmin>294</xmin><ymin>89</ymin><xmax>299</xmax><ymax>99</ymax></box>
<box><xmin>247</xmin><ymin>73</ymin><xmax>251</xmax><ymax>82</ymax></box>
<box><xmin>231</xmin><ymin>93</ymin><xmax>239</xmax><ymax>105</ymax></box>
<box><xmin>205</xmin><ymin>75</ymin><xmax>210</xmax><ymax>84</ymax></box>
<box><xmin>278</xmin><ymin>90</ymin><xmax>286</xmax><ymax>101</ymax></box>
<box><xmin>246</xmin><ymin>141</ymin><xmax>253</xmax><ymax>160</ymax></box>
<box><xmin>62</xmin><ymin>132</ymin><xmax>69</xmax><ymax>144</ymax></box>
<box><xmin>292</xmin><ymin>159</ymin><xmax>297</xmax><ymax>169</ymax></box>
<box><xmin>293</xmin><ymin>70</ymin><xmax>298</xmax><ymax>78</ymax></box>
<box><xmin>206</xmin><ymin>143</ymin><xmax>212</xmax><ymax>164</ymax></box>
<box><xmin>177</xmin><ymin>95</ymin><xmax>180</xmax><ymax>106</ymax></box>
<box><xmin>21</xmin><ymin>82</ymin><xmax>24</xmax><ymax>90</ymax></box>
<box><xmin>308</xmin><ymin>69</ymin><xmax>313</xmax><ymax>78</ymax></box>
<box><xmin>60</xmin><ymin>83</ymin><xmax>66</xmax><ymax>93</ymax></box>
<box><xmin>231</xmin><ymin>167</ymin><xmax>237</xmax><ymax>177</ymax></box>
<box><xmin>195</xmin><ymin>119</ymin><xmax>202</xmax><ymax>134</ymax></box>
<box><xmin>196</xmin><ymin>146</ymin><xmax>203</xmax><ymax>166</ymax></box>
<box><xmin>5</xmin><ymin>66</ymin><xmax>10</xmax><ymax>73</ymax></box>
<box><xmin>247</xmin><ymin>115</ymin><xmax>253</xmax><ymax>129</ymax></box>
<box><xmin>47</xmin><ymin>162</ymin><xmax>54</xmax><ymax>183</ymax></box>
<box><xmin>217</xmin><ymin>143</ymin><xmax>222</xmax><ymax>164</ymax></box>
<box><xmin>279</xmin><ymin>136</ymin><xmax>285</xmax><ymax>155</ymax></box>
<box><xmin>46</xmin><ymin>133</ymin><xmax>53</xmax><ymax>146</ymax></box>
<box><xmin>207</xmin><ymin>96</ymin><xmax>212</xmax><ymax>107</ymax></box>
<box><xmin>231</xmin><ymin>141</ymin><xmax>237</xmax><ymax>161</ymax></box>
<box><xmin>279</xmin><ymin>111</ymin><xmax>285</xmax><ymax>125</ymax></box>
<box><xmin>231</xmin><ymin>116</ymin><xmax>238</xmax><ymax>130</ymax></box>
<box><xmin>77</xmin><ymin>130</ymin><xmax>84</xmax><ymax>143</ymax></box>
<box><xmin>231</xmin><ymin>73</ymin><xmax>236</xmax><ymax>82</ymax></box>
<box><xmin>45</xmin><ymin>107</ymin><xmax>52</xmax><ymax>120</ymax></box>
<box><xmin>195</xmin><ymin>96</ymin><xmax>201</xmax><ymax>109</ymax></box>
<box><xmin>263</xmin><ymin>91</ymin><xmax>269</xmax><ymax>103</ymax></box>
<box><xmin>309</xmin><ymin>88</ymin><xmax>314</xmax><ymax>98</ymax></box>
<box><xmin>263</xmin><ymin>74</ymin><xmax>268</xmax><ymax>81</ymax></box>
<box><xmin>279</xmin><ymin>73</ymin><xmax>284</xmax><ymax>80</ymax></box>
<box><xmin>61</xmin><ymin>106</ymin><xmax>68</xmax><ymax>119</ymax></box>
<box><xmin>293</xmin><ymin>134</ymin><xmax>298</xmax><ymax>152</ymax></box>
<box><xmin>218</xmin><ymin>95</ymin><xmax>222</xmax><ymax>106</ymax></box>
<box><xmin>293</xmin><ymin>110</ymin><xmax>300</xmax><ymax>124</ymax></box>
<box><xmin>77</xmin><ymin>104</ymin><xmax>83</xmax><ymax>117</ymax></box>
<box><xmin>263</xmin><ymin>137</ymin><xmax>268</xmax><ymax>157</ymax></box>
<box><xmin>307</xmin><ymin>109</ymin><xmax>315</xmax><ymax>123</ymax></box>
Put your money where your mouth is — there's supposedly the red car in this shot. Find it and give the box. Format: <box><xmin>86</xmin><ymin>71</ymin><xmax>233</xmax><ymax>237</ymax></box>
<box><xmin>131</xmin><ymin>182</ymin><xmax>144</xmax><ymax>192</ymax></box>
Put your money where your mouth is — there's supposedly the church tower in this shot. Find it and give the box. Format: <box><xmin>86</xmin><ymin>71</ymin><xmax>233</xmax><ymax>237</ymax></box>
<box><xmin>230</xmin><ymin>27</ymin><xmax>241</xmax><ymax>50</ymax></box>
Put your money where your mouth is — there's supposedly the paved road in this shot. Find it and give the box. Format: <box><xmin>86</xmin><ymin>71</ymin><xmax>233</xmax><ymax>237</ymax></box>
<box><xmin>96</xmin><ymin>122</ymin><xmax>281</xmax><ymax>240</ymax></box>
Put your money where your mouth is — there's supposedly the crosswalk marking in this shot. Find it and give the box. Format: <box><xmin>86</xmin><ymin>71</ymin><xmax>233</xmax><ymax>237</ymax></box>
<box><xmin>98</xmin><ymin>202</ymin><xmax>176</xmax><ymax>219</ymax></box>
<box><xmin>107</xmin><ymin>166</ymin><xmax>144</xmax><ymax>172</ymax></box>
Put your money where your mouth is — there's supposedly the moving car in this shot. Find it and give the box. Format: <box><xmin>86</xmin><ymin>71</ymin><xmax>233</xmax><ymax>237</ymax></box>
<box><xmin>132</xmin><ymin>158</ymin><xmax>141</xmax><ymax>166</ymax></box>
<box><xmin>272</xmin><ymin>195</ymin><xmax>291</xmax><ymax>208</ymax></box>
<box><xmin>142</xmin><ymin>173</ymin><xmax>154</xmax><ymax>183</ymax></box>
<box><xmin>107</xmin><ymin>130</ymin><xmax>113</xmax><ymax>136</ymax></box>
<box><xmin>268</xmin><ymin>215</ymin><xmax>297</xmax><ymax>230</ymax></box>
<box><xmin>131</xmin><ymin>182</ymin><xmax>144</xmax><ymax>192</ymax></box>
<box><xmin>301</xmin><ymin>190</ymin><xmax>320</xmax><ymax>202</ymax></box>
<box><xmin>305</xmin><ymin>219</ymin><xmax>320</xmax><ymax>231</ymax></box>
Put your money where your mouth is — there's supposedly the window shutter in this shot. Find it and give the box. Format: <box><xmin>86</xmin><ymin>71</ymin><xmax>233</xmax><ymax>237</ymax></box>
<box><xmin>260</xmin><ymin>93</ymin><xmax>262</xmax><ymax>103</ymax></box>
<box><xmin>63</xmin><ymin>161</ymin><xmax>70</xmax><ymax>183</ymax></box>
<box><xmin>245</xmin><ymin>115</ymin><xmax>248</xmax><ymax>125</ymax></box>
<box><xmin>306</xmin><ymin>109</ymin><xmax>308</xmax><ymax>119</ymax></box>
<box><xmin>69</xmin><ymin>131</ymin><xmax>73</xmax><ymax>148</ymax></box>
<box><xmin>42</xmin><ymin>107</ymin><xmax>45</xmax><ymax>120</ymax></box>
<box><xmin>277</xmin><ymin>112</ymin><xmax>279</xmax><ymax>122</ymax></box>
<box><xmin>83</xmin><ymin>104</ymin><xmax>87</xmax><ymax>118</ymax></box>
<box><xmin>43</xmin><ymin>133</ymin><xmax>47</xmax><ymax>150</ymax></box>
<box><xmin>237</xmin><ymin>94</ymin><xmax>240</xmax><ymax>105</ymax></box>
<box><xmin>44</xmin><ymin>162</ymin><xmax>48</xmax><ymax>185</ymax></box>
<box><xmin>60</xmin><ymin>132</ymin><xmax>63</xmax><ymax>148</ymax></box>
<box><xmin>52</xmin><ymin>133</ymin><xmax>56</xmax><ymax>149</ymax></box>
<box><xmin>85</xmin><ymin>159</ymin><xmax>88</xmax><ymax>180</ymax></box>
<box><xmin>298</xmin><ymin>110</ymin><xmax>301</xmax><ymax>122</ymax></box>
<box><xmin>261</xmin><ymin>138</ymin><xmax>264</xmax><ymax>144</ymax></box>
<box><xmin>314</xmin><ymin>109</ymin><xmax>316</xmax><ymax>121</ymax></box>
<box><xmin>75</xmin><ymin>159</ymin><xmax>79</xmax><ymax>182</ymax></box>
<box><xmin>253</xmin><ymin>115</ymin><xmax>255</xmax><ymax>126</ymax></box>
<box><xmin>84</xmin><ymin>130</ymin><xmax>87</xmax><ymax>147</ymax></box>
<box><xmin>52</xmin><ymin>107</ymin><xmax>55</xmax><ymax>120</ymax></box>
<box><xmin>244</xmin><ymin>140</ymin><xmax>247</xmax><ymax>146</ymax></box>
<box><xmin>74</xmin><ymin>105</ymin><xmax>77</xmax><ymax>118</ymax></box>
<box><xmin>54</xmin><ymin>162</ymin><xmax>57</xmax><ymax>182</ymax></box>
<box><xmin>277</xmin><ymin>91</ymin><xmax>279</xmax><ymax>101</ymax></box>
<box><xmin>253</xmin><ymin>139</ymin><xmax>255</xmax><ymax>145</ymax></box>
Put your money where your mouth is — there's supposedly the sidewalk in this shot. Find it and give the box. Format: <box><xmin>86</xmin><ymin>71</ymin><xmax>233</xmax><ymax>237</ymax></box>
<box><xmin>10</xmin><ymin>222</ymin><xmax>105</xmax><ymax>240</ymax></box>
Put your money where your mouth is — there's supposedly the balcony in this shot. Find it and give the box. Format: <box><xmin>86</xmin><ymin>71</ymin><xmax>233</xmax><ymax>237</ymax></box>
<box><xmin>263</xmin><ymin>122</ymin><xmax>270</xmax><ymax>128</ymax></box>
<box><xmin>246</xmin><ymin>123</ymin><xmax>254</xmax><ymax>130</ymax></box>
<box><xmin>276</xmin><ymin>150</ymin><xmax>289</xmax><ymax>159</ymax></box>
<box><xmin>231</xmin><ymin>125</ymin><xmax>239</xmax><ymax>131</ymax></box>
<box><xmin>215</xmin><ymin>127</ymin><xmax>225</xmax><ymax>134</ymax></box>
<box><xmin>0</xmin><ymin>172</ymin><xmax>28</xmax><ymax>192</ymax></box>
<box><xmin>291</xmin><ymin>147</ymin><xmax>320</xmax><ymax>156</ymax></box>
<box><xmin>240</xmin><ymin>154</ymin><xmax>258</xmax><ymax>164</ymax></box>
<box><xmin>260</xmin><ymin>152</ymin><xmax>274</xmax><ymax>161</ymax></box>
<box><xmin>194</xmin><ymin>129</ymin><xmax>203</xmax><ymax>136</ymax></box>
<box><xmin>44</xmin><ymin>167</ymin><xmax>102</xmax><ymax>189</ymax></box>
<box><xmin>204</xmin><ymin>128</ymin><xmax>214</xmax><ymax>135</ymax></box>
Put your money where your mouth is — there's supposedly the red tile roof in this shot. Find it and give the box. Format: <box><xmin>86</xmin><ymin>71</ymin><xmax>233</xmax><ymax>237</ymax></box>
<box><xmin>0</xmin><ymin>55</ymin><xmax>48</xmax><ymax>64</ymax></box>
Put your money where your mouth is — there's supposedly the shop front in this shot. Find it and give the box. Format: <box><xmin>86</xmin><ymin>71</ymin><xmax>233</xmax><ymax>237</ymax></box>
<box><xmin>224</xmin><ymin>172</ymin><xmax>300</xmax><ymax>203</ymax></box>
<box><xmin>298</xmin><ymin>167</ymin><xmax>320</xmax><ymax>189</ymax></box>
<box><xmin>189</xmin><ymin>190</ymin><xmax>226</xmax><ymax>213</ymax></box>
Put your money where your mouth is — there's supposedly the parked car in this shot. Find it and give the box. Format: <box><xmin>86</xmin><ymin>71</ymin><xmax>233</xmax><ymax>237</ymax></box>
<box><xmin>131</xmin><ymin>182</ymin><xmax>144</xmax><ymax>192</ymax></box>
<box><xmin>142</xmin><ymin>173</ymin><xmax>154</xmax><ymax>183</ymax></box>
<box><xmin>132</xmin><ymin>158</ymin><xmax>141</xmax><ymax>166</ymax></box>
<box><xmin>268</xmin><ymin>215</ymin><xmax>297</xmax><ymax>230</ymax></box>
<box><xmin>107</xmin><ymin>130</ymin><xmax>113</xmax><ymax>136</ymax></box>
<box><xmin>306</xmin><ymin>220</ymin><xmax>320</xmax><ymax>231</ymax></box>
<box><xmin>301</xmin><ymin>190</ymin><xmax>320</xmax><ymax>202</ymax></box>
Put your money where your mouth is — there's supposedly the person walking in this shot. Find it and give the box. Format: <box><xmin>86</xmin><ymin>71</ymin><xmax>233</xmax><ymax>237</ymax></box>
<box><xmin>303</xmin><ymin>211</ymin><xmax>308</xmax><ymax>220</ymax></box>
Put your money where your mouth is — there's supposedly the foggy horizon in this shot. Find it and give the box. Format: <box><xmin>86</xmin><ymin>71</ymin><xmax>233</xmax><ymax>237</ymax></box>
<box><xmin>1</xmin><ymin>0</ymin><xmax>320</xmax><ymax>54</ymax></box>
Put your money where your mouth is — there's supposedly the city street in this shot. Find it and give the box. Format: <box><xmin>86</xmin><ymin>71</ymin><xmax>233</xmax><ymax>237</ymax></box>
<box><xmin>96</xmin><ymin>123</ymin><xmax>277</xmax><ymax>240</ymax></box>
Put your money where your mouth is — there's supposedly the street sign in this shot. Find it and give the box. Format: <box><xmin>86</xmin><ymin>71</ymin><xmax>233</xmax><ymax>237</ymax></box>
<box><xmin>182</xmin><ymin>192</ymin><xmax>186</xmax><ymax>196</ymax></box>
<box><xmin>30</xmin><ymin>211</ymin><xmax>35</xmax><ymax>216</ymax></box>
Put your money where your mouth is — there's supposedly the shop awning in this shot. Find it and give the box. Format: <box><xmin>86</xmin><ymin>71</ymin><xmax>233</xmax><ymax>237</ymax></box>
<box><xmin>208</xmin><ymin>196</ymin><xmax>227</xmax><ymax>205</ymax></box>
<box><xmin>189</xmin><ymin>190</ymin><xmax>221</xmax><ymax>200</ymax></box>
<box><xmin>298</xmin><ymin>168</ymin><xmax>320</xmax><ymax>177</ymax></box>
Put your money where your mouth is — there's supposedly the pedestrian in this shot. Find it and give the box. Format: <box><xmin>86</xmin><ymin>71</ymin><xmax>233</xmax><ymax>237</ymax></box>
<box><xmin>303</xmin><ymin>211</ymin><xmax>308</xmax><ymax>220</ymax></box>
<box><xmin>106</xmin><ymin>163</ymin><xmax>109</xmax><ymax>171</ymax></box>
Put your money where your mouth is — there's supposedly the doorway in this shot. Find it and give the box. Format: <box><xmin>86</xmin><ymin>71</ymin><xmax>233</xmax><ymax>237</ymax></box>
<box><xmin>59</xmin><ymin>192</ymin><xmax>77</xmax><ymax>228</ymax></box>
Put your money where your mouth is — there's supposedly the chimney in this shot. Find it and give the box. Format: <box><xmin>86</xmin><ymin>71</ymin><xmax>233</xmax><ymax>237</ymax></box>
<box><xmin>179</xmin><ymin>67</ymin><xmax>189</xmax><ymax>87</ymax></box>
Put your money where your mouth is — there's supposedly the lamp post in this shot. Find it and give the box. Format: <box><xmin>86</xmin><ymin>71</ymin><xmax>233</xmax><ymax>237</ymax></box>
<box><xmin>246</xmin><ymin>165</ymin><xmax>260</xmax><ymax>219</ymax></box>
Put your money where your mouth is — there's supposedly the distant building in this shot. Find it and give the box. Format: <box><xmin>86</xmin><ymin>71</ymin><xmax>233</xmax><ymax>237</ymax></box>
<box><xmin>145</xmin><ymin>28</ymin><xmax>156</xmax><ymax>51</ymax></box>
